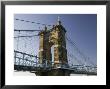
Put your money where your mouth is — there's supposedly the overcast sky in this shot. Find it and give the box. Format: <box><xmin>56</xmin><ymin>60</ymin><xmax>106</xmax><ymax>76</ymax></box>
<box><xmin>14</xmin><ymin>14</ymin><xmax>97</xmax><ymax>66</ymax></box>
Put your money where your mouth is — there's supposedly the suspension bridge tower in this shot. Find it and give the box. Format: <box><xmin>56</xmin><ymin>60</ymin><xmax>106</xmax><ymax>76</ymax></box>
<box><xmin>49</xmin><ymin>16</ymin><xmax>68</xmax><ymax>68</ymax></box>
<box><xmin>37</xmin><ymin>17</ymin><xmax>69</xmax><ymax>75</ymax></box>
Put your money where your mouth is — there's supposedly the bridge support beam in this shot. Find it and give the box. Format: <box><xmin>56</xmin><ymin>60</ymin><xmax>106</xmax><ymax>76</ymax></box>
<box><xmin>35</xmin><ymin>68</ymin><xmax>70</xmax><ymax>76</ymax></box>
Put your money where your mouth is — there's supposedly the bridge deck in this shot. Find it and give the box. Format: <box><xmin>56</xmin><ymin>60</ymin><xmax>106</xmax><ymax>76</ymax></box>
<box><xmin>14</xmin><ymin>64</ymin><xmax>97</xmax><ymax>75</ymax></box>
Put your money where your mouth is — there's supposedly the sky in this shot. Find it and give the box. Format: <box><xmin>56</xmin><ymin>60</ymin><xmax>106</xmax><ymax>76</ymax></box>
<box><xmin>14</xmin><ymin>14</ymin><xmax>97</xmax><ymax>66</ymax></box>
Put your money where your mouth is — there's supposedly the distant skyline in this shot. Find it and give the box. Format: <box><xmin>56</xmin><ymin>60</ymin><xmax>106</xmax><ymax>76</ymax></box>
<box><xmin>14</xmin><ymin>14</ymin><xmax>97</xmax><ymax>66</ymax></box>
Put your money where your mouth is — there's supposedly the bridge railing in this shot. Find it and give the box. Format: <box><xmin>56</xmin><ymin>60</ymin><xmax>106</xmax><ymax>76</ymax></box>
<box><xmin>69</xmin><ymin>65</ymin><xmax>97</xmax><ymax>73</ymax></box>
<box><xmin>14</xmin><ymin>50</ymin><xmax>97</xmax><ymax>74</ymax></box>
<box><xmin>14</xmin><ymin>50</ymin><xmax>38</xmax><ymax>67</ymax></box>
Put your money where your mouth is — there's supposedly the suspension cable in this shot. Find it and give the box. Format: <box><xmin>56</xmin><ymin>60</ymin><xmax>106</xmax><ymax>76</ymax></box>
<box><xmin>14</xmin><ymin>35</ymin><xmax>39</xmax><ymax>38</ymax></box>
<box><xmin>15</xmin><ymin>18</ymin><xmax>53</xmax><ymax>27</ymax></box>
<box><xmin>66</xmin><ymin>35</ymin><xmax>96</xmax><ymax>66</ymax></box>
<box><xmin>14</xmin><ymin>29</ymin><xmax>42</xmax><ymax>32</ymax></box>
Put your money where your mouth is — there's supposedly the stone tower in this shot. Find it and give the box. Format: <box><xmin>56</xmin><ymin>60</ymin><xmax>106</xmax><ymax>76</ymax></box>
<box><xmin>38</xmin><ymin>17</ymin><xmax>68</xmax><ymax>68</ymax></box>
<box><xmin>38</xmin><ymin>26</ymin><xmax>51</xmax><ymax>65</ymax></box>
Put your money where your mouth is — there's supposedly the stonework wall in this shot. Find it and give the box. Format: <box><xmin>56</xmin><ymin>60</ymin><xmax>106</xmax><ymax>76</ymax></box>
<box><xmin>38</xmin><ymin>23</ymin><xmax>68</xmax><ymax>68</ymax></box>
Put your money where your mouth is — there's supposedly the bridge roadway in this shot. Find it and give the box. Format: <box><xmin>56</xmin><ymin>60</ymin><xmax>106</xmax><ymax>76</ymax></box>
<box><xmin>14</xmin><ymin>64</ymin><xmax>97</xmax><ymax>76</ymax></box>
<box><xmin>14</xmin><ymin>50</ymin><xmax>97</xmax><ymax>75</ymax></box>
